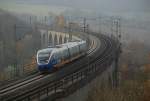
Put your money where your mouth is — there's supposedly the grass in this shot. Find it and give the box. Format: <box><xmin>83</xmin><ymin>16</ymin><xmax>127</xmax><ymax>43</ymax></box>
<box><xmin>86</xmin><ymin>68</ymin><xmax>150</xmax><ymax>101</ymax></box>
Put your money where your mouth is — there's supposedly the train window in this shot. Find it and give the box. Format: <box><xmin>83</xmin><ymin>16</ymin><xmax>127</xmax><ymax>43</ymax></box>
<box><xmin>60</xmin><ymin>50</ymin><xmax>64</xmax><ymax>59</ymax></box>
<box><xmin>38</xmin><ymin>53</ymin><xmax>49</xmax><ymax>57</ymax></box>
<box><xmin>63</xmin><ymin>49</ymin><xmax>69</xmax><ymax>59</ymax></box>
<box><xmin>57</xmin><ymin>51</ymin><xmax>62</xmax><ymax>59</ymax></box>
<box><xmin>38</xmin><ymin>52</ymin><xmax>51</xmax><ymax>64</ymax></box>
<box><xmin>54</xmin><ymin>52</ymin><xmax>58</xmax><ymax>59</ymax></box>
<box><xmin>50</xmin><ymin>54</ymin><xmax>57</xmax><ymax>65</ymax></box>
<box><xmin>52</xmin><ymin>53</ymin><xmax>56</xmax><ymax>59</ymax></box>
<box><xmin>55</xmin><ymin>51</ymin><xmax>61</xmax><ymax>60</ymax></box>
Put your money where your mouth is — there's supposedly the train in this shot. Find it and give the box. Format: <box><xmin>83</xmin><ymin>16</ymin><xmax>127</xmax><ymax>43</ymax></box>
<box><xmin>36</xmin><ymin>41</ymin><xmax>87</xmax><ymax>72</ymax></box>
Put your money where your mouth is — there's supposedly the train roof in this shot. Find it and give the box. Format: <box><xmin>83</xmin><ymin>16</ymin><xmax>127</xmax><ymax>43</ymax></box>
<box><xmin>37</xmin><ymin>48</ymin><xmax>53</xmax><ymax>53</ymax></box>
<box><xmin>57</xmin><ymin>40</ymin><xmax>86</xmax><ymax>48</ymax></box>
<box><xmin>38</xmin><ymin>41</ymin><xmax>86</xmax><ymax>53</ymax></box>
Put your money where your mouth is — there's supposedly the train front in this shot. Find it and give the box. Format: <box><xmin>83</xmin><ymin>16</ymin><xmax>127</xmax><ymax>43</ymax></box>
<box><xmin>37</xmin><ymin>49</ymin><xmax>53</xmax><ymax>72</ymax></box>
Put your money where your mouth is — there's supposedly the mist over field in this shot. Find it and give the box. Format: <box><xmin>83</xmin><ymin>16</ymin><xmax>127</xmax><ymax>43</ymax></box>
<box><xmin>0</xmin><ymin>0</ymin><xmax>149</xmax><ymax>42</ymax></box>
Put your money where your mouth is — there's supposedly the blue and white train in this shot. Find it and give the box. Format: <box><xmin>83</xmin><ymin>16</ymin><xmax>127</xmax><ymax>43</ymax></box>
<box><xmin>36</xmin><ymin>41</ymin><xmax>87</xmax><ymax>72</ymax></box>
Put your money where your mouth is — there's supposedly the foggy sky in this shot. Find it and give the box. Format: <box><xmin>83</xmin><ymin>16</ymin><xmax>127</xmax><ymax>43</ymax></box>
<box><xmin>1</xmin><ymin>0</ymin><xmax>150</xmax><ymax>13</ymax></box>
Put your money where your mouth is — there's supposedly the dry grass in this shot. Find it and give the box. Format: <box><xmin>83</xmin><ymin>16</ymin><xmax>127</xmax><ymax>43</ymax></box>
<box><xmin>86</xmin><ymin>70</ymin><xmax>150</xmax><ymax>101</ymax></box>
<box><xmin>87</xmin><ymin>81</ymin><xmax>146</xmax><ymax>101</ymax></box>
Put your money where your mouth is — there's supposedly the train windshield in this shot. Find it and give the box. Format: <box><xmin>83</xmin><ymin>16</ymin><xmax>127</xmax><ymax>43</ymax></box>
<box><xmin>38</xmin><ymin>52</ymin><xmax>51</xmax><ymax>64</ymax></box>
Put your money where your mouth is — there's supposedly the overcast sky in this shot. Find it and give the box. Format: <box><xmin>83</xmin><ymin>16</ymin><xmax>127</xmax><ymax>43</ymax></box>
<box><xmin>0</xmin><ymin>0</ymin><xmax>150</xmax><ymax>15</ymax></box>
<box><xmin>0</xmin><ymin>0</ymin><xmax>150</xmax><ymax>43</ymax></box>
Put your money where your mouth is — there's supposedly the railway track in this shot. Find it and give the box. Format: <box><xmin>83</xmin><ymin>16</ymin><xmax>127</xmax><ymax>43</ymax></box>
<box><xmin>0</xmin><ymin>74</ymin><xmax>44</xmax><ymax>94</ymax></box>
<box><xmin>38</xmin><ymin>33</ymin><xmax>115</xmax><ymax>101</ymax></box>
<box><xmin>0</xmin><ymin>33</ymin><xmax>100</xmax><ymax>101</ymax></box>
<box><xmin>0</xmin><ymin>32</ymin><xmax>90</xmax><ymax>92</ymax></box>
